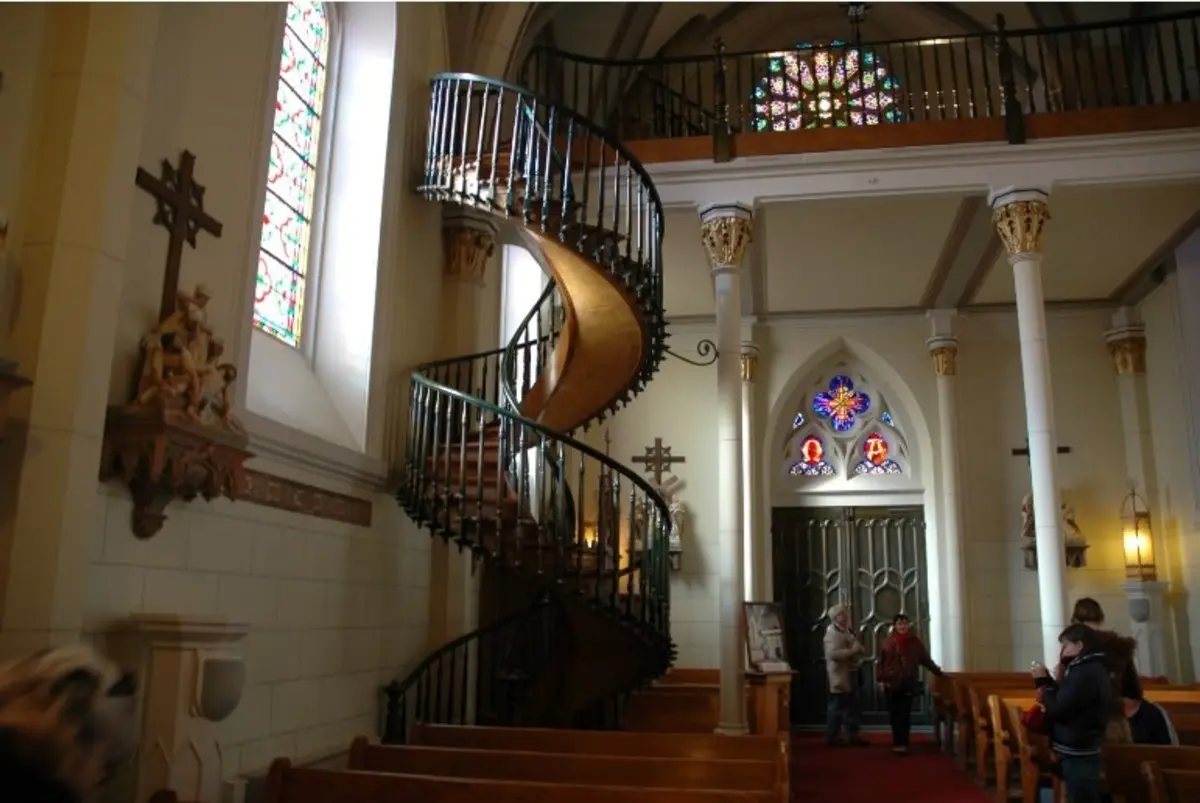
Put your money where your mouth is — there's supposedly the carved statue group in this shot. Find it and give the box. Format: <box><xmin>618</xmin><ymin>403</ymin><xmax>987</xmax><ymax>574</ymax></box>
<box><xmin>133</xmin><ymin>282</ymin><xmax>243</xmax><ymax>434</ymax></box>
<box><xmin>1020</xmin><ymin>492</ymin><xmax>1085</xmax><ymax>544</ymax></box>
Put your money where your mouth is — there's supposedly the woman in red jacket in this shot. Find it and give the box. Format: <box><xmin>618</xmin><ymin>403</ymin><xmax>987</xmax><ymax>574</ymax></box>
<box><xmin>877</xmin><ymin>613</ymin><xmax>944</xmax><ymax>754</ymax></box>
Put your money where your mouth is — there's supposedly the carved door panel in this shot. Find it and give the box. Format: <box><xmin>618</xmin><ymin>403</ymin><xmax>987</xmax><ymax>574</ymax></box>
<box><xmin>772</xmin><ymin>506</ymin><xmax>929</xmax><ymax>728</ymax></box>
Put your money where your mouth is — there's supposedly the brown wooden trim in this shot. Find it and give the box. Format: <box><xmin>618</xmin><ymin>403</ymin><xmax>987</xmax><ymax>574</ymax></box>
<box><xmin>1024</xmin><ymin>102</ymin><xmax>1200</xmax><ymax>141</ymax></box>
<box><xmin>619</xmin><ymin>103</ymin><xmax>1200</xmax><ymax>165</ymax></box>
<box><xmin>240</xmin><ymin>469</ymin><xmax>373</xmax><ymax>527</ymax></box>
<box><xmin>1109</xmin><ymin>207</ymin><xmax>1200</xmax><ymax>303</ymax></box>
<box><xmin>923</xmin><ymin>196</ymin><xmax>984</xmax><ymax>308</ymax></box>
<box><xmin>957</xmin><ymin>234</ymin><xmax>1003</xmax><ymax>307</ymax></box>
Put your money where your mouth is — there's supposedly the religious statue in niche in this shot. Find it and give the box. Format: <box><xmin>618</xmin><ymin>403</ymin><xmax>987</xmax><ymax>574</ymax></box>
<box><xmin>631</xmin><ymin>437</ymin><xmax>688</xmax><ymax>571</ymax></box>
<box><xmin>100</xmin><ymin>150</ymin><xmax>252</xmax><ymax>540</ymax></box>
<box><xmin>1020</xmin><ymin>492</ymin><xmax>1088</xmax><ymax>570</ymax></box>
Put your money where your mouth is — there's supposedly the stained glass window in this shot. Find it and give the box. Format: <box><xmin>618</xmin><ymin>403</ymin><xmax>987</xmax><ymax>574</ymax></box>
<box><xmin>854</xmin><ymin>432</ymin><xmax>902</xmax><ymax>475</ymax></box>
<box><xmin>789</xmin><ymin>435</ymin><xmax>835</xmax><ymax>477</ymax></box>
<box><xmin>792</xmin><ymin>412</ymin><xmax>806</xmax><ymax>429</ymax></box>
<box><xmin>813</xmin><ymin>374</ymin><xmax>870</xmax><ymax>433</ymax></box>
<box><xmin>254</xmin><ymin>0</ymin><xmax>331</xmax><ymax>347</ymax></box>
<box><xmin>752</xmin><ymin>41</ymin><xmax>902</xmax><ymax>132</ymax></box>
<box><xmin>881</xmin><ymin>411</ymin><xmax>895</xmax><ymax>427</ymax></box>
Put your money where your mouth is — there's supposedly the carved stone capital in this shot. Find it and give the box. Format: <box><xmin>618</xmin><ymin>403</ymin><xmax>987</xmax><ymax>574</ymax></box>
<box><xmin>1105</xmin><ymin>325</ymin><xmax>1147</xmax><ymax>375</ymax></box>
<box><xmin>927</xmin><ymin>337</ymin><xmax>958</xmax><ymax>377</ymax></box>
<box><xmin>990</xmin><ymin>188</ymin><xmax>1051</xmax><ymax>256</ymax></box>
<box><xmin>699</xmin><ymin>203</ymin><xmax>754</xmax><ymax>270</ymax></box>
<box><xmin>442</xmin><ymin>211</ymin><xmax>497</xmax><ymax>283</ymax></box>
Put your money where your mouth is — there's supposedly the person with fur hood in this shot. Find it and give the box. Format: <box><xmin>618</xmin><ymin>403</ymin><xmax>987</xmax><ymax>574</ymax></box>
<box><xmin>1056</xmin><ymin>597</ymin><xmax>1141</xmax><ymax>743</ymax></box>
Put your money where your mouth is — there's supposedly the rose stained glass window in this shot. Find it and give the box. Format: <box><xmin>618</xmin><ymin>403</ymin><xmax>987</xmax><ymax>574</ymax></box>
<box><xmin>752</xmin><ymin>41</ymin><xmax>902</xmax><ymax>132</ymax></box>
<box><xmin>854</xmin><ymin>432</ymin><xmax>902</xmax><ymax>475</ymax></box>
<box><xmin>254</xmin><ymin>0</ymin><xmax>330</xmax><ymax>347</ymax></box>
<box><xmin>813</xmin><ymin>374</ymin><xmax>871</xmax><ymax>433</ymax></box>
<box><xmin>790</xmin><ymin>435</ymin><xmax>835</xmax><ymax>477</ymax></box>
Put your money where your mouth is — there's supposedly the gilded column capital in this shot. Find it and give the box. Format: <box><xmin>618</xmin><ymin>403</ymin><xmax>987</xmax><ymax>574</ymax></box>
<box><xmin>699</xmin><ymin>203</ymin><xmax>754</xmax><ymax>272</ymax></box>
<box><xmin>926</xmin><ymin>335</ymin><xmax>959</xmax><ymax>377</ymax></box>
<box><xmin>740</xmin><ymin>342</ymin><xmax>759</xmax><ymax>383</ymax></box>
<box><xmin>1104</xmin><ymin>325</ymin><xmax>1147</xmax><ymax>375</ymax></box>
<box><xmin>441</xmin><ymin>211</ymin><xmax>497</xmax><ymax>283</ymax></box>
<box><xmin>989</xmin><ymin>187</ymin><xmax>1051</xmax><ymax>257</ymax></box>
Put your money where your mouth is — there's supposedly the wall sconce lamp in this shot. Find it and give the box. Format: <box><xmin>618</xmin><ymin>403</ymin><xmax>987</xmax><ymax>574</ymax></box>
<box><xmin>1121</xmin><ymin>487</ymin><xmax>1156</xmax><ymax>582</ymax></box>
<box><xmin>582</xmin><ymin>521</ymin><xmax>599</xmax><ymax>550</ymax></box>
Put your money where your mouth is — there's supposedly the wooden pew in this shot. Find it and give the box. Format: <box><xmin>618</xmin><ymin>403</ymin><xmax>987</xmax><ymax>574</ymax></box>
<box><xmin>347</xmin><ymin>737</ymin><xmax>783</xmax><ymax>801</ymax></box>
<box><xmin>985</xmin><ymin>685</ymin><xmax>1200</xmax><ymax>790</ymax></box>
<box><xmin>1103</xmin><ymin>746</ymin><xmax>1200</xmax><ymax>803</ymax></box>
<box><xmin>995</xmin><ymin>695</ymin><xmax>1200</xmax><ymax>803</ymax></box>
<box><xmin>411</xmin><ymin>722</ymin><xmax>786</xmax><ymax>762</ymax></box>
<box><xmin>1142</xmin><ymin>762</ymin><xmax>1200</xmax><ymax>803</ymax></box>
<box><xmin>942</xmin><ymin>672</ymin><xmax>1029</xmax><ymax>768</ymax></box>
<box><xmin>263</xmin><ymin>758</ymin><xmax>779</xmax><ymax>803</ymax></box>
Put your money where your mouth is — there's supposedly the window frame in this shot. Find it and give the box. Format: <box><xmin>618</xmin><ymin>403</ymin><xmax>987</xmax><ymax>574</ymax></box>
<box><xmin>254</xmin><ymin>0</ymin><xmax>344</xmax><ymax>358</ymax></box>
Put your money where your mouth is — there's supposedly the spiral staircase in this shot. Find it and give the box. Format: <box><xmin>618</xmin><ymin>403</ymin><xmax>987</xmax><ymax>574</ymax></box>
<box><xmin>384</xmin><ymin>73</ymin><xmax>675</xmax><ymax>741</ymax></box>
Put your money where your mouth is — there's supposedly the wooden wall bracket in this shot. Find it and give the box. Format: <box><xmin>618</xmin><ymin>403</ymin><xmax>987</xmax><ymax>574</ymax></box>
<box><xmin>99</xmin><ymin>405</ymin><xmax>252</xmax><ymax>539</ymax></box>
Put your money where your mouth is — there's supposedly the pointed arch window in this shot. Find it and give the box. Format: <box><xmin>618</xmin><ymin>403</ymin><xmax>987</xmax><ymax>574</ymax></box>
<box><xmin>254</xmin><ymin>0</ymin><xmax>334</xmax><ymax>348</ymax></box>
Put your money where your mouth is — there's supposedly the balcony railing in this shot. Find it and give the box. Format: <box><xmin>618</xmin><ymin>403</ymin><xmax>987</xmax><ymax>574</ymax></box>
<box><xmin>521</xmin><ymin>11</ymin><xmax>1200</xmax><ymax>157</ymax></box>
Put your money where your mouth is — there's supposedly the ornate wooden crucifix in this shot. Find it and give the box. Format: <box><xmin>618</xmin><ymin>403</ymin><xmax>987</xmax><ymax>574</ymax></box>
<box><xmin>135</xmin><ymin>150</ymin><xmax>224</xmax><ymax>320</ymax></box>
<box><xmin>1011</xmin><ymin>437</ymin><xmax>1072</xmax><ymax>464</ymax></box>
<box><xmin>632</xmin><ymin>438</ymin><xmax>686</xmax><ymax>486</ymax></box>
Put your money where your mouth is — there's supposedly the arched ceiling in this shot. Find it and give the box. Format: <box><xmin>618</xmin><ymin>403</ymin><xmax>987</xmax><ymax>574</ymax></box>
<box><xmin>509</xmin><ymin>2</ymin><xmax>1152</xmax><ymax>73</ymax></box>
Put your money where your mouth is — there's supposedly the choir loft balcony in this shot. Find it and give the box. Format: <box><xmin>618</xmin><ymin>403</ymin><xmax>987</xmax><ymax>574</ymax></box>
<box><xmin>519</xmin><ymin>9</ymin><xmax>1200</xmax><ymax>165</ymax></box>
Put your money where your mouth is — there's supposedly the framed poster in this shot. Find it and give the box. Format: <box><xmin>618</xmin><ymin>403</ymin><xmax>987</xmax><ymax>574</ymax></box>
<box><xmin>743</xmin><ymin>601</ymin><xmax>791</xmax><ymax>673</ymax></box>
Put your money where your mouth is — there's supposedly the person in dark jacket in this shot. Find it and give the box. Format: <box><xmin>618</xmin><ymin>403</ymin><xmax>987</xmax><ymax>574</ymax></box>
<box><xmin>876</xmin><ymin>613</ymin><xmax>944</xmax><ymax>755</ymax></box>
<box><xmin>1033</xmin><ymin>623</ymin><xmax>1112</xmax><ymax>803</ymax></box>
<box><xmin>1126</xmin><ymin>697</ymin><xmax>1179</xmax><ymax>745</ymax></box>
<box><xmin>1060</xmin><ymin>597</ymin><xmax>1142</xmax><ymax>743</ymax></box>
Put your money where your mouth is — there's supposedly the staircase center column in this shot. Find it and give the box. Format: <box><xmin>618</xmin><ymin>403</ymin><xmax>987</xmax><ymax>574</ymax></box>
<box><xmin>989</xmin><ymin>186</ymin><xmax>1068</xmax><ymax>666</ymax></box>
<box><xmin>699</xmin><ymin>203</ymin><xmax>754</xmax><ymax>735</ymax></box>
<box><xmin>926</xmin><ymin>312</ymin><xmax>966</xmax><ymax>670</ymax></box>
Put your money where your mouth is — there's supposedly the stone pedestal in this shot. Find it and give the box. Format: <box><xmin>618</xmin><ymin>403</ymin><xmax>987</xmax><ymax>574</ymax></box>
<box><xmin>1123</xmin><ymin>581</ymin><xmax>1168</xmax><ymax>678</ymax></box>
<box><xmin>108</xmin><ymin>615</ymin><xmax>249</xmax><ymax>803</ymax></box>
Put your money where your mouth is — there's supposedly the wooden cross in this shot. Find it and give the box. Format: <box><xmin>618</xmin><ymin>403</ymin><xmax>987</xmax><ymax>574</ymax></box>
<box><xmin>632</xmin><ymin>438</ymin><xmax>686</xmax><ymax>486</ymax></box>
<box><xmin>135</xmin><ymin>150</ymin><xmax>224</xmax><ymax>321</ymax></box>
<box><xmin>1011</xmin><ymin>437</ymin><xmax>1072</xmax><ymax>464</ymax></box>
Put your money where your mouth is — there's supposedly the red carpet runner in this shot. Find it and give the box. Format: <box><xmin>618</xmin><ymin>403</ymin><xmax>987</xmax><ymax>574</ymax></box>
<box><xmin>791</xmin><ymin>733</ymin><xmax>992</xmax><ymax>802</ymax></box>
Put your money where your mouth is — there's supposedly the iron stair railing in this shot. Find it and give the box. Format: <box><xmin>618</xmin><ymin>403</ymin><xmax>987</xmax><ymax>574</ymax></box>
<box><xmin>385</xmin><ymin>72</ymin><xmax>673</xmax><ymax>741</ymax></box>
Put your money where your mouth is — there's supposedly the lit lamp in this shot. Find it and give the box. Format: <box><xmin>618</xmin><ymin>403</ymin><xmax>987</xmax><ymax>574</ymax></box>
<box><xmin>1120</xmin><ymin>488</ymin><xmax>1156</xmax><ymax>581</ymax></box>
<box><xmin>582</xmin><ymin>522</ymin><xmax>599</xmax><ymax>550</ymax></box>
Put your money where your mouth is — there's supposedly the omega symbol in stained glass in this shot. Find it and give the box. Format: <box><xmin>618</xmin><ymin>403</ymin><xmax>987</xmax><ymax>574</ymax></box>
<box><xmin>812</xmin><ymin>375</ymin><xmax>870</xmax><ymax>433</ymax></box>
<box><xmin>854</xmin><ymin>432</ymin><xmax>902</xmax><ymax>475</ymax></box>
<box><xmin>254</xmin><ymin>0</ymin><xmax>330</xmax><ymax>347</ymax></box>
<box><xmin>752</xmin><ymin>41</ymin><xmax>902</xmax><ymax>131</ymax></box>
<box><xmin>790</xmin><ymin>435</ymin><xmax>835</xmax><ymax>477</ymax></box>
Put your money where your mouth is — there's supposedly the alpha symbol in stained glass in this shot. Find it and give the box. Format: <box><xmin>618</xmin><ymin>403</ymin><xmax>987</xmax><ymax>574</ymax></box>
<box><xmin>790</xmin><ymin>435</ymin><xmax>835</xmax><ymax>477</ymax></box>
<box><xmin>254</xmin><ymin>0</ymin><xmax>331</xmax><ymax>347</ymax></box>
<box><xmin>854</xmin><ymin>432</ymin><xmax>902</xmax><ymax>475</ymax></box>
<box><xmin>752</xmin><ymin>41</ymin><xmax>902</xmax><ymax>131</ymax></box>
<box><xmin>812</xmin><ymin>375</ymin><xmax>871</xmax><ymax>433</ymax></box>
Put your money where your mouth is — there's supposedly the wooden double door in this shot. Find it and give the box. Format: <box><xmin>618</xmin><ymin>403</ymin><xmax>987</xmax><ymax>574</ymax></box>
<box><xmin>772</xmin><ymin>506</ymin><xmax>931</xmax><ymax>728</ymax></box>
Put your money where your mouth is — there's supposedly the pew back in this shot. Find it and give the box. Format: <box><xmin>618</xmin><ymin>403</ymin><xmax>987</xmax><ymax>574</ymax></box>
<box><xmin>347</xmin><ymin>738</ymin><xmax>779</xmax><ymax>792</ymax></box>
<box><xmin>411</xmin><ymin>723</ymin><xmax>785</xmax><ymax>761</ymax></box>
<box><xmin>1142</xmin><ymin>762</ymin><xmax>1200</xmax><ymax>803</ymax></box>
<box><xmin>1101</xmin><ymin>744</ymin><xmax>1200</xmax><ymax>803</ymax></box>
<box><xmin>263</xmin><ymin>760</ymin><xmax>779</xmax><ymax>803</ymax></box>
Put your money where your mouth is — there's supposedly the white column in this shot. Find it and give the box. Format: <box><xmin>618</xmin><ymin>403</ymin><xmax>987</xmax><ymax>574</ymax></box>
<box><xmin>1105</xmin><ymin>310</ymin><xmax>1169</xmax><ymax>677</ymax></box>
<box><xmin>741</xmin><ymin>340</ymin><xmax>759</xmax><ymax>602</ymax></box>
<box><xmin>989</xmin><ymin>186</ymin><xmax>1069</xmax><ymax>667</ymax></box>
<box><xmin>700</xmin><ymin>203</ymin><xmax>753</xmax><ymax>735</ymax></box>
<box><xmin>926</xmin><ymin>316</ymin><xmax>967</xmax><ymax>671</ymax></box>
<box><xmin>1171</xmin><ymin>229</ymin><xmax>1200</xmax><ymax>523</ymax></box>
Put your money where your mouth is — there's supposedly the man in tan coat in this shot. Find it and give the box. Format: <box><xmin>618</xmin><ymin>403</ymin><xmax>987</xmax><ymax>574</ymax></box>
<box><xmin>824</xmin><ymin>603</ymin><xmax>867</xmax><ymax>746</ymax></box>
